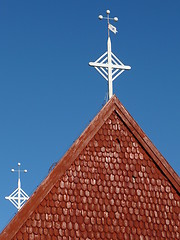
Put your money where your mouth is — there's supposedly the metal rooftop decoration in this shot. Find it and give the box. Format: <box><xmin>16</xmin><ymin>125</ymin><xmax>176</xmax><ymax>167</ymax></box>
<box><xmin>89</xmin><ymin>10</ymin><xmax>131</xmax><ymax>100</ymax></box>
<box><xmin>5</xmin><ymin>162</ymin><xmax>29</xmax><ymax>211</ymax></box>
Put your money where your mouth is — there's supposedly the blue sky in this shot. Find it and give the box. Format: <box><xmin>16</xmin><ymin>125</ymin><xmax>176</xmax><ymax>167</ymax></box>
<box><xmin>0</xmin><ymin>0</ymin><xmax>179</xmax><ymax>232</ymax></box>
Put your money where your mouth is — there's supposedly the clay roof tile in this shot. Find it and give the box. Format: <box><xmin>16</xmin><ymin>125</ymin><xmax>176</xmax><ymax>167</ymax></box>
<box><xmin>0</xmin><ymin>95</ymin><xmax>179</xmax><ymax>240</ymax></box>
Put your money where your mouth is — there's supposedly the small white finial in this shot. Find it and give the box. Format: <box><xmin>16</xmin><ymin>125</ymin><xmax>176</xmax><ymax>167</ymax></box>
<box><xmin>5</xmin><ymin>162</ymin><xmax>29</xmax><ymax>211</ymax></box>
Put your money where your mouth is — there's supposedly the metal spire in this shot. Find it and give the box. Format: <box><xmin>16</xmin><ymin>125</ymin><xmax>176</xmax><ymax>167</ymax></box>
<box><xmin>5</xmin><ymin>162</ymin><xmax>29</xmax><ymax>211</ymax></box>
<box><xmin>89</xmin><ymin>10</ymin><xmax>131</xmax><ymax>100</ymax></box>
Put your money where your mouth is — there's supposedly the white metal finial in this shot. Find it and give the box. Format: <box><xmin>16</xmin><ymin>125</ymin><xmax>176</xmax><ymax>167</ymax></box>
<box><xmin>5</xmin><ymin>162</ymin><xmax>29</xmax><ymax>211</ymax></box>
<box><xmin>89</xmin><ymin>10</ymin><xmax>131</xmax><ymax>100</ymax></box>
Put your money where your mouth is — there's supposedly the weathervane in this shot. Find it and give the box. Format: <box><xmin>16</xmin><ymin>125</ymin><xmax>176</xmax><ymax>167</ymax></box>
<box><xmin>5</xmin><ymin>162</ymin><xmax>29</xmax><ymax>211</ymax></box>
<box><xmin>89</xmin><ymin>10</ymin><xmax>131</xmax><ymax>100</ymax></box>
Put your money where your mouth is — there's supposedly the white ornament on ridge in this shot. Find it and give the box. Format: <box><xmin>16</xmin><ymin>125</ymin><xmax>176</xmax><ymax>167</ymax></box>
<box><xmin>89</xmin><ymin>10</ymin><xmax>131</xmax><ymax>100</ymax></box>
<box><xmin>5</xmin><ymin>162</ymin><xmax>29</xmax><ymax>211</ymax></box>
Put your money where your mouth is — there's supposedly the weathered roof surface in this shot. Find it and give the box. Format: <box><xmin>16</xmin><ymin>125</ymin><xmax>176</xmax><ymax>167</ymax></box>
<box><xmin>0</xmin><ymin>95</ymin><xmax>179</xmax><ymax>240</ymax></box>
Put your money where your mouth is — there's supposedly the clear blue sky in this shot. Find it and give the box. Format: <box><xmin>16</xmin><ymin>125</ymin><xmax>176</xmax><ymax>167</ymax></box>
<box><xmin>0</xmin><ymin>0</ymin><xmax>179</xmax><ymax>232</ymax></box>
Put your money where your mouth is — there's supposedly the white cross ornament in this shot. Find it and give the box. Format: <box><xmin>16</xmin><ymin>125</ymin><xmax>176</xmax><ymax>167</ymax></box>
<box><xmin>5</xmin><ymin>163</ymin><xmax>29</xmax><ymax>211</ymax></box>
<box><xmin>89</xmin><ymin>10</ymin><xmax>131</xmax><ymax>100</ymax></box>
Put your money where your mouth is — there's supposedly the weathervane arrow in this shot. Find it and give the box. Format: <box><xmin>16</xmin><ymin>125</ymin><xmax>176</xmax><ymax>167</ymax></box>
<box><xmin>89</xmin><ymin>10</ymin><xmax>131</xmax><ymax>100</ymax></box>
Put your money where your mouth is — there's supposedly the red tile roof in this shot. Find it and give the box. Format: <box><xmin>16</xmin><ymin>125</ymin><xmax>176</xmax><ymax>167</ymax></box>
<box><xmin>1</xmin><ymin>95</ymin><xmax>179</xmax><ymax>239</ymax></box>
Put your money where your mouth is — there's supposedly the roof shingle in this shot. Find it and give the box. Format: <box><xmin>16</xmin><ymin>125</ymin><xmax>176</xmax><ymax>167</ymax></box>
<box><xmin>1</xmin><ymin>95</ymin><xmax>179</xmax><ymax>240</ymax></box>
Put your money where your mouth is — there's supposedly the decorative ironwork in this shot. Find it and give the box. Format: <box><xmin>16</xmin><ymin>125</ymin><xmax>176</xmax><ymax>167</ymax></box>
<box><xmin>89</xmin><ymin>10</ymin><xmax>131</xmax><ymax>100</ymax></box>
<box><xmin>5</xmin><ymin>163</ymin><xmax>29</xmax><ymax>211</ymax></box>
